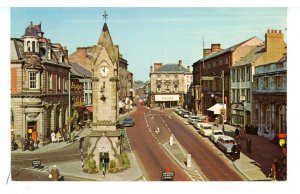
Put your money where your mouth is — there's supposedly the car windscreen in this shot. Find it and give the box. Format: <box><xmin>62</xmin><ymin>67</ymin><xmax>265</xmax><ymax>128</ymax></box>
<box><xmin>214</xmin><ymin>132</ymin><xmax>223</xmax><ymax>135</ymax></box>
<box><xmin>203</xmin><ymin>126</ymin><xmax>211</xmax><ymax>129</ymax></box>
<box><xmin>224</xmin><ymin>140</ymin><xmax>235</xmax><ymax>144</ymax></box>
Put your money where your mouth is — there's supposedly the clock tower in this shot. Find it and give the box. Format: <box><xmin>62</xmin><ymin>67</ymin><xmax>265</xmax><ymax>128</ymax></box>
<box><xmin>88</xmin><ymin>20</ymin><xmax>121</xmax><ymax>170</ymax></box>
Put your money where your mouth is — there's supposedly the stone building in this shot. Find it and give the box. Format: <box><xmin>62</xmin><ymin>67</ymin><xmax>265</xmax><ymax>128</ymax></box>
<box><xmin>192</xmin><ymin>37</ymin><xmax>263</xmax><ymax>121</ymax></box>
<box><xmin>11</xmin><ymin>22</ymin><xmax>70</xmax><ymax>146</ymax></box>
<box><xmin>252</xmin><ymin>44</ymin><xmax>287</xmax><ymax>138</ymax></box>
<box><xmin>231</xmin><ymin>30</ymin><xmax>286</xmax><ymax>129</ymax></box>
<box><xmin>149</xmin><ymin>60</ymin><xmax>192</xmax><ymax>108</ymax></box>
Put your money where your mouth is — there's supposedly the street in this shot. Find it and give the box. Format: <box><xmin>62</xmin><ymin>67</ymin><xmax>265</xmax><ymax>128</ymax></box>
<box><xmin>11</xmin><ymin>137</ymin><xmax>89</xmax><ymax>181</ymax></box>
<box><xmin>126</xmin><ymin>104</ymin><xmax>191</xmax><ymax>181</ymax></box>
<box><xmin>126</xmin><ymin>104</ymin><xmax>244</xmax><ymax>181</ymax></box>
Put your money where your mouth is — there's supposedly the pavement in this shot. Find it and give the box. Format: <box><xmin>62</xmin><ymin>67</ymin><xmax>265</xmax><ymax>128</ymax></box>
<box><xmin>12</xmin><ymin>106</ymin><xmax>284</xmax><ymax>181</ymax></box>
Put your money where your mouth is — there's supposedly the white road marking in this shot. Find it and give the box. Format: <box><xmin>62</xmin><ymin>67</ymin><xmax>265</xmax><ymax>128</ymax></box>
<box><xmin>143</xmin><ymin>176</ymin><xmax>147</xmax><ymax>181</ymax></box>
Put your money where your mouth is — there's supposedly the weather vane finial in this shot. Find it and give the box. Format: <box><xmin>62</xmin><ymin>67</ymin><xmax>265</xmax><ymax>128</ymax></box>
<box><xmin>103</xmin><ymin>10</ymin><xmax>108</xmax><ymax>23</ymax></box>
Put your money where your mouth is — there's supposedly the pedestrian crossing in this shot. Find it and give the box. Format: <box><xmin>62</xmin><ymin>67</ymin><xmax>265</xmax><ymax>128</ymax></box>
<box><xmin>184</xmin><ymin>169</ymin><xmax>204</xmax><ymax>181</ymax></box>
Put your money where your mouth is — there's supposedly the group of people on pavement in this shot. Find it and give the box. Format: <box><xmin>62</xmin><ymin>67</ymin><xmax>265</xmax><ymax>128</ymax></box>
<box><xmin>51</xmin><ymin>128</ymin><xmax>69</xmax><ymax>143</ymax></box>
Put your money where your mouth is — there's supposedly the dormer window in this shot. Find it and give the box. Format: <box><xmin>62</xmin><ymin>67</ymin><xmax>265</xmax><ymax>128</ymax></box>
<box><xmin>27</xmin><ymin>41</ymin><xmax>31</xmax><ymax>52</ymax></box>
<box><xmin>32</xmin><ymin>41</ymin><xmax>36</xmax><ymax>52</ymax></box>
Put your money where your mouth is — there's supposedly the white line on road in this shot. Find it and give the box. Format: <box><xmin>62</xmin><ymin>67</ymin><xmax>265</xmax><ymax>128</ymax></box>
<box><xmin>143</xmin><ymin>176</ymin><xmax>147</xmax><ymax>181</ymax></box>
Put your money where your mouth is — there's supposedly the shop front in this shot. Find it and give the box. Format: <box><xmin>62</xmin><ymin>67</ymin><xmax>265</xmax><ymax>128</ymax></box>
<box><xmin>154</xmin><ymin>94</ymin><xmax>180</xmax><ymax>108</ymax></box>
<box><xmin>231</xmin><ymin>103</ymin><xmax>244</xmax><ymax>126</ymax></box>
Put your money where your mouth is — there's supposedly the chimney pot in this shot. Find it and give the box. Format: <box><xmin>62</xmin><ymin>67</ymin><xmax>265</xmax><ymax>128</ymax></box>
<box><xmin>271</xmin><ymin>29</ymin><xmax>274</xmax><ymax>33</ymax></box>
<box><xmin>178</xmin><ymin>60</ymin><xmax>182</xmax><ymax>67</ymax></box>
<box><xmin>279</xmin><ymin>30</ymin><xmax>282</xmax><ymax>33</ymax></box>
<box><xmin>187</xmin><ymin>66</ymin><xmax>190</xmax><ymax>72</ymax></box>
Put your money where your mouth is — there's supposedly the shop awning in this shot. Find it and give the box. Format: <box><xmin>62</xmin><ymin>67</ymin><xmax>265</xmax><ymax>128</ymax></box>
<box><xmin>207</xmin><ymin>103</ymin><xmax>226</xmax><ymax>115</ymax></box>
<box><xmin>86</xmin><ymin>106</ymin><xmax>93</xmax><ymax>112</ymax></box>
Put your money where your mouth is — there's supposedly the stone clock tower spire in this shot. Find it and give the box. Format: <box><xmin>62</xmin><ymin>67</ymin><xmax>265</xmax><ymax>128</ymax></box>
<box><xmin>88</xmin><ymin>12</ymin><xmax>120</xmax><ymax>172</ymax></box>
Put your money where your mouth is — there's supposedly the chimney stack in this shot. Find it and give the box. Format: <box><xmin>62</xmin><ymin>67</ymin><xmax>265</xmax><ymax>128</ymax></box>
<box><xmin>211</xmin><ymin>44</ymin><xmax>221</xmax><ymax>52</ymax></box>
<box><xmin>77</xmin><ymin>47</ymin><xmax>87</xmax><ymax>56</ymax></box>
<box><xmin>265</xmin><ymin>29</ymin><xmax>285</xmax><ymax>54</ymax></box>
<box><xmin>187</xmin><ymin>66</ymin><xmax>190</xmax><ymax>72</ymax></box>
<box><xmin>154</xmin><ymin>63</ymin><xmax>162</xmax><ymax>72</ymax></box>
<box><xmin>203</xmin><ymin>48</ymin><xmax>212</xmax><ymax>57</ymax></box>
<box><xmin>63</xmin><ymin>46</ymin><xmax>68</xmax><ymax>61</ymax></box>
<box><xmin>150</xmin><ymin>66</ymin><xmax>153</xmax><ymax>72</ymax></box>
<box><xmin>178</xmin><ymin>60</ymin><xmax>182</xmax><ymax>67</ymax></box>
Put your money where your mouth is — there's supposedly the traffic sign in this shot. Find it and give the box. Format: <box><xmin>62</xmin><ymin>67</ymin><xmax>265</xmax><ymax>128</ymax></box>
<box><xmin>161</xmin><ymin>171</ymin><xmax>175</xmax><ymax>181</ymax></box>
<box><xmin>32</xmin><ymin>160</ymin><xmax>41</xmax><ymax>168</ymax></box>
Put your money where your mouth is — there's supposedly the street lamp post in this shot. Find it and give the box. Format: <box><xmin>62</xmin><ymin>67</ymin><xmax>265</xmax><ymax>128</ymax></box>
<box><xmin>221</xmin><ymin>70</ymin><xmax>225</xmax><ymax>132</ymax></box>
<box><xmin>240</xmin><ymin>96</ymin><xmax>246</xmax><ymax>132</ymax></box>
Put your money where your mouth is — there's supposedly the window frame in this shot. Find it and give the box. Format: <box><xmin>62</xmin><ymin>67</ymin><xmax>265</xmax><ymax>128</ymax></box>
<box><xmin>28</xmin><ymin>71</ymin><xmax>39</xmax><ymax>89</ymax></box>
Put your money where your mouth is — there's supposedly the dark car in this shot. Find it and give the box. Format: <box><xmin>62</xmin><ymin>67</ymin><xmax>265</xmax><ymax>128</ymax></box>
<box><xmin>122</xmin><ymin>117</ymin><xmax>135</xmax><ymax>127</ymax></box>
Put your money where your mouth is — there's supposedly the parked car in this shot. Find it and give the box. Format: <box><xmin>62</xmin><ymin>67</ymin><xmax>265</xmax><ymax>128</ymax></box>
<box><xmin>188</xmin><ymin>116</ymin><xmax>200</xmax><ymax>125</ymax></box>
<box><xmin>122</xmin><ymin>117</ymin><xmax>135</xmax><ymax>127</ymax></box>
<box><xmin>210</xmin><ymin>129</ymin><xmax>225</xmax><ymax>143</ymax></box>
<box><xmin>216</xmin><ymin>135</ymin><xmax>237</xmax><ymax>154</ymax></box>
<box><xmin>198</xmin><ymin>123</ymin><xmax>213</xmax><ymax>137</ymax></box>
<box><xmin>176</xmin><ymin>107</ymin><xmax>184</xmax><ymax>115</ymax></box>
<box><xmin>180</xmin><ymin>110</ymin><xmax>191</xmax><ymax>118</ymax></box>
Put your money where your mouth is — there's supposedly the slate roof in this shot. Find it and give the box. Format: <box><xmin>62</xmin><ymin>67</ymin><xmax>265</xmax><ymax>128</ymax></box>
<box><xmin>195</xmin><ymin>36</ymin><xmax>258</xmax><ymax>63</ymax></box>
<box><xmin>71</xmin><ymin>63</ymin><xmax>92</xmax><ymax>78</ymax></box>
<box><xmin>156</xmin><ymin>64</ymin><xmax>190</xmax><ymax>73</ymax></box>
<box><xmin>24</xmin><ymin>22</ymin><xmax>42</xmax><ymax>37</ymax></box>
<box><xmin>11</xmin><ymin>39</ymin><xmax>25</xmax><ymax>60</ymax></box>
<box><xmin>233</xmin><ymin>45</ymin><xmax>265</xmax><ymax>67</ymax></box>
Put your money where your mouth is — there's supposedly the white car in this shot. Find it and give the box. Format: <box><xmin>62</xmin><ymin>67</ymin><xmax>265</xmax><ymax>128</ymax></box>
<box><xmin>216</xmin><ymin>135</ymin><xmax>237</xmax><ymax>154</ymax></box>
<box><xmin>210</xmin><ymin>129</ymin><xmax>225</xmax><ymax>143</ymax></box>
<box><xmin>198</xmin><ymin>123</ymin><xmax>213</xmax><ymax>137</ymax></box>
<box><xmin>188</xmin><ymin>116</ymin><xmax>201</xmax><ymax>125</ymax></box>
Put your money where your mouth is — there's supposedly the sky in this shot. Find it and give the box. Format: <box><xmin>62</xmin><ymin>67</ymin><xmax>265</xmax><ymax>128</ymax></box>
<box><xmin>11</xmin><ymin>7</ymin><xmax>287</xmax><ymax>82</ymax></box>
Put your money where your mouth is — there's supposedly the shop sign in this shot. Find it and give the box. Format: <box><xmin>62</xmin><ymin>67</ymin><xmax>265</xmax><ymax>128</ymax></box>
<box><xmin>155</xmin><ymin>95</ymin><xmax>179</xmax><ymax>102</ymax></box>
<box><xmin>232</xmin><ymin>103</ymin><xmax>243</xmax><ymax>111</ymax></box>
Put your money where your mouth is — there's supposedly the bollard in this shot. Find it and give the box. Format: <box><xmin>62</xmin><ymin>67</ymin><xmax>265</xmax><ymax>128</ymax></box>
<box><xmin>187</xmin><ymin>154</ymin><xmax>192</xmax><ymax>168</ymax></box>
<box><xmin>170</xmin><ymin>135</ymin><xmax>174</xmax><ymax>146</ymax></box>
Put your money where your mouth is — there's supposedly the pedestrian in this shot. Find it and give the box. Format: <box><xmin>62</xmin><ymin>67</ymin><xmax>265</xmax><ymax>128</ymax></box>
<box><xmin>235</xmin><ymin>125</ymin><xmax>240</xmax><ymax>139</ymax></box>
<box><xmin>246</xmin><ymin>137</ymin><xmax>252</xmax><ymax>154</ymax></box>
<box><xmin>270</xmin><ymin>159</ymin><xmax>278</xmax><ymax>180</ymax></box>
<box><xmin>61</xmin><ymin>128</ymin><xmax>66</xmax><ymax>142</ymax></box>
<box><xmin>51</xmin><ymin>131</ymin><xmax>56</xmax><ymax>143</ymax></box>
<box><xmin>49</xmin><ymin>164</ymin><xmax>60</xmax><ymax>181</ymax></box>
<box><xmin>56</xmin><ymin>131</ymin><xmax>62</xmax><ymax>143</ymax></box>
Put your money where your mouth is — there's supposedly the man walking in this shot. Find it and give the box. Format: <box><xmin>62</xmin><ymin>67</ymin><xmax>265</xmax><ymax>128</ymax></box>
<box><xmin>246</xmin><ymin>137</ymin><xmax>252</xmax><ymax>155</ymax></box>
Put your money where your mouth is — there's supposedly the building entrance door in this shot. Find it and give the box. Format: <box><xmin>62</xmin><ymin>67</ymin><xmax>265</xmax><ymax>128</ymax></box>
<box><xmin>27</xmin><ymin>121</ymin><xmax>37</xmax><ymax>142</ymax></box>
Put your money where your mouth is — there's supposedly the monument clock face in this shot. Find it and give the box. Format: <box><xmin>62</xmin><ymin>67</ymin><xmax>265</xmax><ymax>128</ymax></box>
<box><xmin>99</xmin><ymin>65</ymin><xmax>109</xmax><ymax>78</ymax></box>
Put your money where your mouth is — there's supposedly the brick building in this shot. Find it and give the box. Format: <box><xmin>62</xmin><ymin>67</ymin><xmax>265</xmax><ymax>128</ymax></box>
<box><xmin>192</xmin><ymin>37</ymin><xmax>262</xmax><ymax>121</ymax></box>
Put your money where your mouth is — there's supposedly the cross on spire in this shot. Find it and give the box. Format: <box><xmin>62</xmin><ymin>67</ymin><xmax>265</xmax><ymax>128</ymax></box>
<box><xmin>103</xmin><ymin>10</ymin><xmax>108</xmax><ymax>23</ymax></box>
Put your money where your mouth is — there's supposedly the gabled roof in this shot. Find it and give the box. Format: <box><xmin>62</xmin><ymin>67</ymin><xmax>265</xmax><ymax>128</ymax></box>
<box><xmin>195</xmin><ymin>36</ymin><xmax>261</xmax><ymax>63</ymax></box>
<box><xmin>156</xmin><ymin>64</ymin><xmax>190</xmax><ymax>73</ymax></box>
